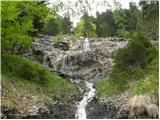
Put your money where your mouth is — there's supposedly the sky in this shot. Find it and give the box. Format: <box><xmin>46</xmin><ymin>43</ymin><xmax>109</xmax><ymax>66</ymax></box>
<box><xmin>48</xmin><ymin>0</ymin><xmax>140</xmax><ymax>27</ymax></box>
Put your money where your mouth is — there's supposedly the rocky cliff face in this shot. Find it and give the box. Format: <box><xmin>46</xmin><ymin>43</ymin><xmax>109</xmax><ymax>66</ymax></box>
<box><xmin>86</xmin><ymin>93</ymin><xmax>159</xmax><ymax>119</ymax></box>
<box><xmin>2</xmin><ymin>35</ymin><xmax>158</xmax><ymax>119</ymax></box>
<box><xmin>1</xmin><ymin>96</ymin><xmax>78</xmax><ymax>119</ymax></box>
<box><xmin>6</xmin><ymin>34</ymin><xmax>129</xmax><ymax>119</ymax></box>
<box><xmin>28</xmin><ymin>34</ymin><xmax>127</xmax><ymax>83</ymax></box>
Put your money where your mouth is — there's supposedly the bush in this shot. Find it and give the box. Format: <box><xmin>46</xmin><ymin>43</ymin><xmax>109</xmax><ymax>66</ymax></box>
<box><xmin>114</xmin><ymin>34</ymin><xmax>154</xmax><ymax>70</ymax></box>
<box><xmin>2</xmin><ymin>54</ymin><xmax>51</xmax><ymax>84</ymax></box>
<box><xmin>96</xmin><ymin>32</ymin><xmax>158</xmax><ymax>96</ymax></box>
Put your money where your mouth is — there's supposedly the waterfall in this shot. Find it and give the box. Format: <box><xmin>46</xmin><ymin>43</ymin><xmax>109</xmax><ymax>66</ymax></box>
<box><xmin>61</xmin><ymin>55</ymin><xmax>68</xmax><ymax>74</ymax></box>
<box><xmin>83</xmin><ymin>38</ymin><xmax>90</xmax><ymax>51</ymax></box>
<box><xmin>75</xmin><ymin>38</ymin><xmax>95</xmax><ymax>119</ymax></box>
<box><xmin>76</xmin><ymin>81</ymin><xmax>96</xmax><ymax>119</ymax></box>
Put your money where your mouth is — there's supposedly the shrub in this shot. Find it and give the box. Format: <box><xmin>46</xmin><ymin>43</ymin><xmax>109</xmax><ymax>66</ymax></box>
<box><xmin>96</xmin><ymin>32</ymin><xmax>158</xmax><ymax>96</ymax></box>
<box><xmin>2</xmin><ymin>54</ymin><xmax>51</xmax><ymax>84</ymax></box>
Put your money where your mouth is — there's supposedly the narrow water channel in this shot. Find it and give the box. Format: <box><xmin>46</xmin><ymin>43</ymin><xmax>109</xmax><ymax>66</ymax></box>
<box><xmin>76</xmin><ymin>81</ymin><xmax>96</xmax><ymax>119</ymax></box>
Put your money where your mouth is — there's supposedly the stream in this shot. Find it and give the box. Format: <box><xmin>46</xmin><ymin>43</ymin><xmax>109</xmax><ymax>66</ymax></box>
<box><xmin>76</xmin><ymin>81</ymin><xmax>96</xmax><ymax>119</ymax></box>
<box><xmin>75</xmin><ymin>38</ymin><xmax>96</xmax><ymax>119</ymax></box>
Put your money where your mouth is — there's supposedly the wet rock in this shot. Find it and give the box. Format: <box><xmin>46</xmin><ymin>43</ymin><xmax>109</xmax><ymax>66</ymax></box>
<box><xmin>54</xmin><ymin>41</ymin><xmax>69</xmax><ymax>51</ymax></box>
<box><xmin>86</xmin><ymin>97</ymin><xmax>118</xmax><ymax>119</ymax></box>
<box><xmin>1</xmin><ymin>106</ymin><xmax>22</xmax><ymax>119</ymax></box>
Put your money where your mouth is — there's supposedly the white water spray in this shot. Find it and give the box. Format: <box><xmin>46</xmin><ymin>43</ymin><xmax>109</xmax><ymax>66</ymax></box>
<box><xmin>76</xmin><ymin>82</ymin><xmax>96</xmax><ymax>119</ymax></box>
<box><xmin>83</xmin><ymin>38</ymin><xmax>90</xmax><ymax>51</ymax></box>
<box><xmin>76</xmin><ymin>38</ymin><xmax>95</xmax><ymax>119</ymax></box>
<box><xmin>61</xmin><ymin>55</ymin><xmax>68</xmax><ymax>74</ymax></box>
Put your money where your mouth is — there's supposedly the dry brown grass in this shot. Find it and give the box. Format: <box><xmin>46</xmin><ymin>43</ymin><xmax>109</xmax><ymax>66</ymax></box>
<box><xmin>128</xmin><ymin>95</ymin><xmax>158</xmax><ymax>118</ymax></box>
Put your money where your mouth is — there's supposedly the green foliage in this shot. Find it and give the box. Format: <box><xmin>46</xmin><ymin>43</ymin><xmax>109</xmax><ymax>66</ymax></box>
<box><xmin>96</xmin><ymin>34</ymin><xmax>158</xmax><ymax>96</ymax></box>
<box><xmin>1</xmin><ymin>1</ymin><xmax>50</xmax><ymax>53</ymax></box>
<box><xmin>95</xmin><ymin>10</ymin><xmax>116</xmax><ymax>37</ymax></box>
<box><xmin>59</xmin><ymin>17</ymin><xmax>73</xmax><ymax>35</ymax></box>
<box><xmin>2</xmin><ymin>54</ymin><xmax>52</xmax><ymax>84</ymax></box>
<box><xmin>138</xmin><ymin>1</ymin><xmax>159</xmax><ymax>40</ymax></box>
<box><xmin>43</xmin><ymin>15</ymin><xmax>73</xmax><ymax>36</ymax></box>
<box><xmin>130</xmin><ymin>53</ymin><xmax>158</xmax><ymax>95</ymax></box>
<box><xmin>43</xmin><ymin>15</ymin><xmax>62</xmax><ymax>36</ymax></box>
<box><xmin>73</xmin><ymin>12</ymin><xmax>97</xmax><ymax>37</ymax></box>
<box><xmin>89</xmin><ymin>2</ymin><xmax>139</xmax><ymax>38</ymax></box>
<box><xmin>2</xmin><ymin>54</ymin><xmax>76</xmax><ymax>98</ymax></box>
<box><xmin>130</xmin><ymin>74</ymin><xmax>158</xmax><ymax>96</ymax></box>
<box><xmin>115</xmin><ymin>33</ymin><xmax>156</xmax><ymax>70</ymax></box>
<box><xmin>2</xmin><ymin>73</ymin><xmax>75</xmax><ymax>98</ymax></box>
<box><xmin>113</xmin><ymin>9</ymin><xmax>128</xmax><ymax>37</ymax></box>
<box><xmin>96</xmin><ymin>78</ymin><xmax>128</xmax><ymax>96</ymax></box>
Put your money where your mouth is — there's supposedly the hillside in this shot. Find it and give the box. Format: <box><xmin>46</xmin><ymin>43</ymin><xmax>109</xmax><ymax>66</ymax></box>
<box><xmin>1</xmin><ymin>0</ymin><xmax>159</xmax><ymax>119</ymax></box>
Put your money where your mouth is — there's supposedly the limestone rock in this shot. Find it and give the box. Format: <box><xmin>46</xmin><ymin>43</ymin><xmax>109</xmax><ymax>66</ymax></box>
<box><xmin>27</xmin><ymin>34</ymin><xmax>128</xmax><ymax>83</ymax></box>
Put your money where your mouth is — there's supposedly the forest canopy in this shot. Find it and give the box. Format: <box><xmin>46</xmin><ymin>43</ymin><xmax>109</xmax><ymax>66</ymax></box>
<box><xmin>1</xmin><ymin>0</ymin><xmax>159</xmax><ymax>54</ymax></box>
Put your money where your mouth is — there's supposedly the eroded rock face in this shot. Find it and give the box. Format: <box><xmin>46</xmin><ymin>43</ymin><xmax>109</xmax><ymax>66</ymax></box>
<box><xmin>1</xmin><ymin>92</ymin><xmax>84</xmax><ymax>119</ymax></box>
<box><xmin>86</xmin><ymin>93</ymin><xmax>159</xmax><ymax>119</ymax></box>
<box><xmin>28</xmin><ymin>35</ymin><xmax>128</xmax><ymax>83</ymax></box>
<box><xmin>21</xmin><ymin>35</ymin><xmax>130</xmax><ymax>119</ymax></box>
<box><xmin>86</xmin><ymin>92</ymin><xmax>131</xmax><ymax>119</ymax></box>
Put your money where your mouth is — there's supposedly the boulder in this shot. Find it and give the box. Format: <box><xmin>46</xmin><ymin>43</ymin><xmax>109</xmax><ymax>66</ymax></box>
<box><xmin>53</xmin><ymin>41</ymin><xmax>69</xmax><ymax>51</ymax></box>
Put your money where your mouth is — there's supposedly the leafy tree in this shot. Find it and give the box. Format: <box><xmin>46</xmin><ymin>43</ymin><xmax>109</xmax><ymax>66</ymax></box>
<box><xmin>31</xmin><ymin>2</ymin><xmax>49</xmax><ymax>35</ymax></box>
<box><xmin>43</xmin><ymin>14</ymin><xmax>62</xmax><ymax>36</ymax></box>
<box><xmin>139</xmin><ymin>1</ymin><xmax>159</xmax><ymax>40</ymax></box>
<box><xmin>127</xmin><ymin>2</ymin><xmax>139</xmax><ymax>32</ymax></box>
<box><xmin>113</xmin><ymin>8</ymin><xmax>130</xmax><ymax>37</ymax></box>
<box><xmin>73</xmin><ymin>12</ymin><xmax>97</xmax><ymax>37</ymax></box>
<box><xmin>114</xmin><ymin>32</ymin><xmax>158</xmax><ymax>77</ymax></box>
<box><xmin>2</xmin><ymin>1</ymin><xmax>33</xmax><ymax>53</ymax></box>
<box><xmin>1</xmin><ymin>1</ymin><xmax>50</xmax><ymax>53</ymax></box>
<box><xmin>59</xmin><ymin>17</ymin><xmax>73</xmax><ymax>35</ymax></box>
<box><xmin>95</xmin><ymin>10</ymin><xmax>116</xmax><ymax>37</ymax></box>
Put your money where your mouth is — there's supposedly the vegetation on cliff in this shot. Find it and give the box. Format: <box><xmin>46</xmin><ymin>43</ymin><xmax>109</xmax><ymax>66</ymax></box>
<box><xmin>1</xmin><ymin>0</ymin><xmax>159</xmax><ymax>118</ymax></box>
<box><xmin>2</xmin><ymin>54</ymin><xmax>76</xmax><ymax>107</ymax></box>
<box><xmin>96</xmin><ymin>33</ymin><xmax>158</xmax><ymax>97</ymax></box>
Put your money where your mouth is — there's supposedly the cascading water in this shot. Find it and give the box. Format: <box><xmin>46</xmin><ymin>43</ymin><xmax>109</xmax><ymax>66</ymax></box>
<box><xmin>61</xmin><ymin>55</ymin><xmax>68</xmax><ymax>74</ymax></box>
<box><xmin>76</xmin><ymin>38</ymin><xmax>96</xmax><ymax>119</ymax></box>
<box><xmin>76</xmin><ymin>82</ymin><xmax>96</xmax><ymax>119</ymax></box>
<box><xmin>83</xmin><ymin>38</ymin><xmax>90</xmax><ymax>51</ymax></box>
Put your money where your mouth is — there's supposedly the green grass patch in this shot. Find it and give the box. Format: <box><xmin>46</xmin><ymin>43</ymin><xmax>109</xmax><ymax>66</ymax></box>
<box><xmin>2</xmin><ymin>54</ymin><xmax>51</xmax><ymax>85</ymax></box>
<box><xmin>1</xmin><ymin>54</ymin><xmax>76</xmax><ymax>99</ymax></box>
<box><xmin>130</xmin><ymin>74</ymin><xmax>158</xmax><ymax>95</ymax></box>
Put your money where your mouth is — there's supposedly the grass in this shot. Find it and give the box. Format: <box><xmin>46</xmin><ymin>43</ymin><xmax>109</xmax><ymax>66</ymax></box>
<box><xmin>1</xmin><ymin>54</ymin><xmax>76</xmax><ymax>107</ymax></box>
<box><xmin>96</xmin><ymin>57</ymin><xmax>158</xmax><ymax>98</ymax></box>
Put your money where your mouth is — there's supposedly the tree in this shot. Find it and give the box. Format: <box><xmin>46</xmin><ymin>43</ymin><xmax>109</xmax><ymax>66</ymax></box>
<box><xmin>73</xmin><ymin>12</ymin><xmax>97</xmax><ymax>37</ymax></box>
<box><xmin>139</xmin><ymin>1</ymin><xmax>159</xmax><ymax>40</ymax></box>
<box><xmin>125</xmin><ymin>2</ymin><xmax>139</xmax><ymax>34</ymax></box>
<box><xmin>113</xmin><ymin>8</ymin><xmax>130</xmax><ymax>37</ymax></box>
<box><xmin>59</xmin><ymin>17</ymin><xmax>72</xmax><ymax>35</ymax></box>
<box><xmin>1</xmin><ymin>1</ymin><xmax>50</xmax><ymax>53</ymax></box>
<box><xmin>43</xmin><ymin>14</ymin><xmax>62</xmax><ymax>36</ymax></box>
<box><xmin>95</xmin><ymin>10</ymin><xmax>116</xmax><ymax>37</ymax></box>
